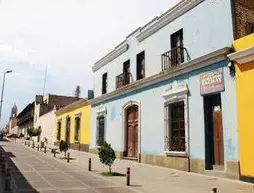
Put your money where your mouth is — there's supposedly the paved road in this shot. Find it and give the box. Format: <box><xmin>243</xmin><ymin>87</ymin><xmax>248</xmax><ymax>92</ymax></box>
<box><xmin>0</xmin><ymin>140</ymin><xmax>137</xmax><ymax>193</ymax></box>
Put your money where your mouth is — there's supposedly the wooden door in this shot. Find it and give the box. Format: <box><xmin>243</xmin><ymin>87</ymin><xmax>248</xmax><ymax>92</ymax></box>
<box><xmin>212</xmin><ymin>106</ymin><xmax>224</xmax><ymax>165</ymax></box>
<box><xmin>126</xmin><ymin>105</ymin><xmax>139</xmax><ymax>157</ymax></box>
<box><xmin>65</xmin><ymin>118</ymin><xmax>71</xmax><ymax>146</ymax></box>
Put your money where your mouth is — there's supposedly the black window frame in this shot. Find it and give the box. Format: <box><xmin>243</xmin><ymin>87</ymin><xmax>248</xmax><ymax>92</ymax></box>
<box><xmin>96</xmin><ymin>116</ymin><xmax>105</xmax><ymax>146</ymax></box>
<box><xmin>57</xmin><ymin>121</ymin><xmax>61</xmax><ymax>141</ymax></box>
<box><xmin>167</xmin><ymin>101</ymin><xmax>185</xmax><ymax>152</ymax></box>
<box><xmin>74</xmin><ymin>117</ymin><xmax>81</xmax><ymax>142</ymax></box>
<box><xmin>102</xmin><ymin>72</ymin><xmax>108</xmax><ymax>94</ymax></box>
<box><xmin>136</xmin><ymin>51</ymin><xmax>145</xmax><ymax>80</ymax></box>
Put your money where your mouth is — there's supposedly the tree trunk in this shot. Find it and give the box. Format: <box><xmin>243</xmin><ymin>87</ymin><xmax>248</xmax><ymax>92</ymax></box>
<box><xmin>109</xmin><ymin>165</ymin><xmax>112</xmax><ymax>174</ymax></box>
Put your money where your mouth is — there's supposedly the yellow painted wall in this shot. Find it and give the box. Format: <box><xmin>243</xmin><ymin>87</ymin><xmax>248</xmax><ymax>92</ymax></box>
<box><xmin>54</xmin><ymin>103</ymin><xmax>91</xmax><ymax>145</ymax></box>
<box><xmin>233</xmin><ymin>34</ymin><xmax>254</xmax><ymax>177</ymax></box>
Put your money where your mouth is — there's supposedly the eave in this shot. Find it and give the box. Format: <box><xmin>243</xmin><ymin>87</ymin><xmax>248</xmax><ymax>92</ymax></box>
<box><xmin>136</xmin><ymin>0</ymin><xmax>204</xmax><ymax>42</ymax></box>
<box><xmin>55</xmin><ymin>99</ymin><xmax>89</xmax><ymax>116</ymax></box>
<box><xmin>228</xmin><ymin>47</ymin><xmax>254</xmax><ymax>64</ymax></box>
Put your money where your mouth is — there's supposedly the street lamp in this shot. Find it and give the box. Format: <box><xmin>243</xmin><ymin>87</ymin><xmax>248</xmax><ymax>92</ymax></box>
<box><xmin>0</xmin><ymin>70</ymin><xmax>12</xmax><ymax>123</ymax></box>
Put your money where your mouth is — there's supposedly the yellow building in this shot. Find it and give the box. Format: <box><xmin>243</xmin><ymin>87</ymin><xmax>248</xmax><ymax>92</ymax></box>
<box><xmin>54</xmin><ymin>99</ymin><xmax>91</xmax><ymax>152</ymax></box>
<box><xmin>228</xmin><ymin>33</ymin><xmax>254</xmax><ymax>182</ymax></box>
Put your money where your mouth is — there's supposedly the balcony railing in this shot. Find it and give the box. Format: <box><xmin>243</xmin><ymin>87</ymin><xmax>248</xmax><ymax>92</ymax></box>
<box><xmin>116</xmin><ymin>72</ymin><xmax>131</xmax><ymax>89</ymax></box>
<box><xmin>17</xmin><ymin>112</ymin><xmax>34</xmax><ymax>125</ymax></box>
<box><xmin>161</xmin><ymin>46</ymin><xmax>190</xmax><ymax>71</ymax></box>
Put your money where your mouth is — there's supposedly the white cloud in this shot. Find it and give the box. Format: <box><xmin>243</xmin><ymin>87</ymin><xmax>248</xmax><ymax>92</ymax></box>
<box><xmin>0</xmin><ymin>0</ymin><xmax>180</xmax><ymax>127</ymax></box>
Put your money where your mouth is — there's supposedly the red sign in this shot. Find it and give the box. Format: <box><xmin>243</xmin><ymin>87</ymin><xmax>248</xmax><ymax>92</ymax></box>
<box><xmin>200</xmin><ymin>68</ymin><xmax>225</xmax><ymax>95</ymax></box>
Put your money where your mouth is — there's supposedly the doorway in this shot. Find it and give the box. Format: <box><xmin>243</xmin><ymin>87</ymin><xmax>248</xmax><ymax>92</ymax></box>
<box><xmin>204</xmin><ymin>93</ymin><xmax>224</xmax><ymax>170</ymax></box>
<box><xmin>123</xmin><ymin>60</ymin><xmax>130</xmax><ymax>85</ymax></box>
<box><xmin>125</xmin><ymin>105</ymin><xmax>139</xmax><ymax>158</ymax></box>
<box><xmin>65</xmin><ymin>117</ymin><xmax>71</xmax><ymax>146</ymax></box>
<box><xmin>170</xmin><ymin>29</ymin><xmax>184</xmax><ymax>66</ymax></box>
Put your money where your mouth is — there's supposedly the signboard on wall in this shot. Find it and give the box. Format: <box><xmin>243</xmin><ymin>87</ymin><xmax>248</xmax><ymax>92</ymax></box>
<box><xmin>200</xmin><ymin>68</ymin><xmax>225</xmax><ymax>95</ymax></box>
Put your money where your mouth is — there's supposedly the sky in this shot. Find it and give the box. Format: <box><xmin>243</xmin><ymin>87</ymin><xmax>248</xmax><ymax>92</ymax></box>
<box><xmin>0</xmin><ymin>0</ymin><xmax>180</xmax><ymax>127</ymax></box>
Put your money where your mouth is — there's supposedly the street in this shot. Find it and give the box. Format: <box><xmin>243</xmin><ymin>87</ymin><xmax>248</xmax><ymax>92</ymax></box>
<box><xmin>0</xmin><ymin>139</ymin><xmax>137</xmax><ymax>193</ymax></box>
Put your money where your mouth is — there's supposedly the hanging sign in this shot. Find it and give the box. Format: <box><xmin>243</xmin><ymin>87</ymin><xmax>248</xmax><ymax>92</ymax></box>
<box><xmin>200</xmin><ymin>68</ymin><xmax>225</xmax><ymax>95</ymax></box>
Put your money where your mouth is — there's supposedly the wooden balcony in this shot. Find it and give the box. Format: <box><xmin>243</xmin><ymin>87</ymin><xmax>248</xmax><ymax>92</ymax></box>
<box><xmin>116</xmin><ymin>72</ymin><xmax>131</xmax><ymax>89</ymax></box>
<box><xmin>161</xmin><ymin>46</ymin><xmax>190</xmax><ymax>71</ymax></box>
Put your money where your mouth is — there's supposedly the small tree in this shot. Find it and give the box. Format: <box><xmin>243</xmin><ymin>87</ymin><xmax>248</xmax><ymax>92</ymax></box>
<box><xmin>98</xmin><ymin>141</ymin><xmax>116</xmax><ymax>174</ymax></box>
<box><xmin>74</xmin><ymin>85</ymin><xmax>81</xmax><ymax>99</ymax></box>
<box><xmin>27</xmin><ymin>127</ymin><xmax>42</xmax><ymax>147</ymax></box>
<box><xmin>59</xmin><ymin>140</ymin><xmax>69</xmax><ymax>158</ymax></box>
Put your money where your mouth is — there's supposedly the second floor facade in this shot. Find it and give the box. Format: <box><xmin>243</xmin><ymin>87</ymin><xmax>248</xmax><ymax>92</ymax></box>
<box><xmin>92</xmin><ymin>0</ymin><xmax>254</xmax><ymax>99</ymax></box>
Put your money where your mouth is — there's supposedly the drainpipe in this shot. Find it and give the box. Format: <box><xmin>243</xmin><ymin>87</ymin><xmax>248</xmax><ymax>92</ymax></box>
<box><xmin>139</xmin><ymin>103</ymin><xmax>141</xmax><ymax>163</ymax></box>
<box><xmin>187</xmin><ymin>131</ymin><xmax>191</xmax><ymax>172</ymax></box>
<box><xmin>187</xmin><ymin>93</ymin><xmax>191</xmax><ymax>172</ymax></box>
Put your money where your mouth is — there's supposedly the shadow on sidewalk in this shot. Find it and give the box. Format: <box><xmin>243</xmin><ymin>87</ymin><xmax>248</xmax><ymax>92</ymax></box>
<box><xmin>0</xmin><ymin>145</ymin><xmax>39</xmax><ymax>193</ymax></box>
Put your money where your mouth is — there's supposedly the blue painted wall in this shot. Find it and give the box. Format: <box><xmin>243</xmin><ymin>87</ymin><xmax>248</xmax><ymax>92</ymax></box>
<box><xmin>91</xmin><ymin>60</ymin><xmax>239</xmax><ymax>163</ymax></box>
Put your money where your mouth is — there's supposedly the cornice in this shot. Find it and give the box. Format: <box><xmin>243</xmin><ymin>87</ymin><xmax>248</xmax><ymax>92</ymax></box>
<box><xmin>92</xmin><ymin>43</ymin><xmax>129</xmax><ymax>72</ymax></box>
<box><xmin>90</xmin><ymin>47</ymin><xmax>231</xmax><ymax>106</ymax></box>
<box><xmin>228</xmin><ymin>47</ymin><xmax>254</xmax><ymax>64</ymax></box>
<box><xmin>136</xmin><ymin>0</ymin><xmax>204</xmax><ymax>42</ymax></box>
<box><xmin>55</xmin><ymin>99</ymin><xmax>89</xmax><ymax>116</ymax></box>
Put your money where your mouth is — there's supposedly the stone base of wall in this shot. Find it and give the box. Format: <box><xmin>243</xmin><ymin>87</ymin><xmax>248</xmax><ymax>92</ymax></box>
<box><xmin>70</xmin><ymin>143</ymin><xmax>89</xmax><ymax>152</ymax></box>
<box><xmin>141</xmin><ymin>154</ymin><xmax>189</xmax><ymax>171</ymax></box>
<box><xmin>240</xmin><ymin>175</ymin><xmax>254</xmax><ymax>183</ymax></box>
<box><xmin>226</xmin><ymin>161</ymin><xmax>240</xmax><ymax>180</ymax></box>
<box><xmin>139</xmin><ymin>154</ymin><xmax>239</xmax><ymax>180</ymax></box>
<box><xmin>88</xmin><ymin>149</ymin><xmax>240</xmax><ymax>180</ymax></box>
<box><xmin>189</xmin><ymin>159</ymin><xmax>205</xmax><ymax>174</ymax></box>
<box><xmin>115</xmin><ymin>151</ymin><xmax>124</xmax><ymax>159</ymax></box>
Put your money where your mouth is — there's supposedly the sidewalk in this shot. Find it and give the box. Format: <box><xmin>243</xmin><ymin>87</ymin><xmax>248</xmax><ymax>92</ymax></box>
<box><xmin>13</xmin><ymin>139</ymin><xmax>254</xmax><ymax>193</ymax></box>
<box><xmin>66</xmin><ymin>148</ymin><xmax>254</xmax><ymax>193</ymax></box>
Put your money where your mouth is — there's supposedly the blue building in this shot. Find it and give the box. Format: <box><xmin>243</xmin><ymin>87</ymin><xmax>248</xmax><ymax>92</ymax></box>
<box><xmin>90</xmin><ymin>0</ymin><xmax>240</xmax><ymax>179</ymax></box>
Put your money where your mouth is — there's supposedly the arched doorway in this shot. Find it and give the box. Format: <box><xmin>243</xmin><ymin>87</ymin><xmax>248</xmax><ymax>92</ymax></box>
<box><xmin>125</xmin><ymin>105</ymin><xmax>139</xmax><ymax>158</ymax></box>
<box><xmin>65</xmin><ymin>117</ymin><xmax>71</xmax><ymax>146</ymax></box>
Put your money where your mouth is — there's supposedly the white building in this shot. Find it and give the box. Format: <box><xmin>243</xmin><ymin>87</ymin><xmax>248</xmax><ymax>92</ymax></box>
<box><xmin>33</xmin><ymin>94</ymin><xmax>77</xmax><ymax>145</ymax></box>
<box><xmin>90</xmin><ymin>0</ymin><xmax>242</xmax><ymax>179</ymax></box>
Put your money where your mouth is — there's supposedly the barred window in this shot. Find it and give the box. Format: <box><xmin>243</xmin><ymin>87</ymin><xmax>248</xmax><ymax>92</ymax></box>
<box><xmin>165</xmin><ymin>101</ymin><xmax>185</xmax><ymax>152</ymax></box>
<box><xmin>74</xmin><ymin>117</ymin><xmax>81</xmax><ymax>142</ymax></box>
<box><xmin>57</xmin><ymin>122</ymin><xmax>61</xmax><ymax>141</ymax></box>
<box><xmin>96</xmin><ymin>116</ymin><xmax>105</xmax><ymax>146</ymax></box>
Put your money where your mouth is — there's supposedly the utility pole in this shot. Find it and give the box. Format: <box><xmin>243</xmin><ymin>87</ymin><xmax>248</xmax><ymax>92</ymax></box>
<box><xmin>42</xmin><ymin>65</ymin><xmax>48</xmax><ymax>95</ymax></box>
<box><xmin>0</xmin><ymin>70</ymin><xmax>12</xmax><ymax>123</ymax></box>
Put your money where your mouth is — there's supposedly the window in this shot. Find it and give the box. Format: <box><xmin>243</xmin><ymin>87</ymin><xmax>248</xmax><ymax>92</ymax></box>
<box><xmin>57</xmin><ymin>121</ymin><xmax>61</xmax><ymax>141</ymax></box>
<box><xmin>123</xmin><ymin>60</ymin><xmax>130</xmax><ymax>85</ymax></box>
<box><xmin>166</xmin><ymin>102</ymin><xmax>185</xmax><ymax>151</ymax></box>
<box><xmin>170</xmin><ymin>29</ymin><xmax>184</xmax><ymax>66</ymax></box>
<box><xmin>96</xmin><ymin>116</ymin><xmax>105</xmax><ymax>146</ymax></box>
<box><xmin>74</xmin><ymin>117</ymin><xmax>81</xmax><ymax>142</ymax></box>
<box><xmin>137</xmin><ymin>51</ymin><xmax>145</xmax><ymax>80</ymax></box>
<box><xmin>102</xmin><ymin>72</ymin><xmax>108</xmax><ymax>94</ymax></box>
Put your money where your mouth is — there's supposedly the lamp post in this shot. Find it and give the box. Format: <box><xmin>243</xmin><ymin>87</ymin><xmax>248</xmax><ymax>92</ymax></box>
<box><xmin>0</xmin><ymin>70</ymin><xmax>12</xmax><ymax>123</ymax></box>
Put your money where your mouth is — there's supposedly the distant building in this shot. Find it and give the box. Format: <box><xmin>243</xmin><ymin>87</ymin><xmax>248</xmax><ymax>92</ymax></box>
<box><xmin>8</xmin><ymin>104</ymin><xmax>18</xmax><ymax>135</ymax></box>
<box><xmin>17</xmin><ymin>102</ymin><xmax>34</xmax><ymax>137</ymax></box>
<box><xmin>33</xmin><ymin>94</ymin><xmax>78</xmax><ymax>145</ymax></box>
<box><xmin>55</xmin><ymin>99</ymin><xmax>91</xmax><ymax>152</ymax></box>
